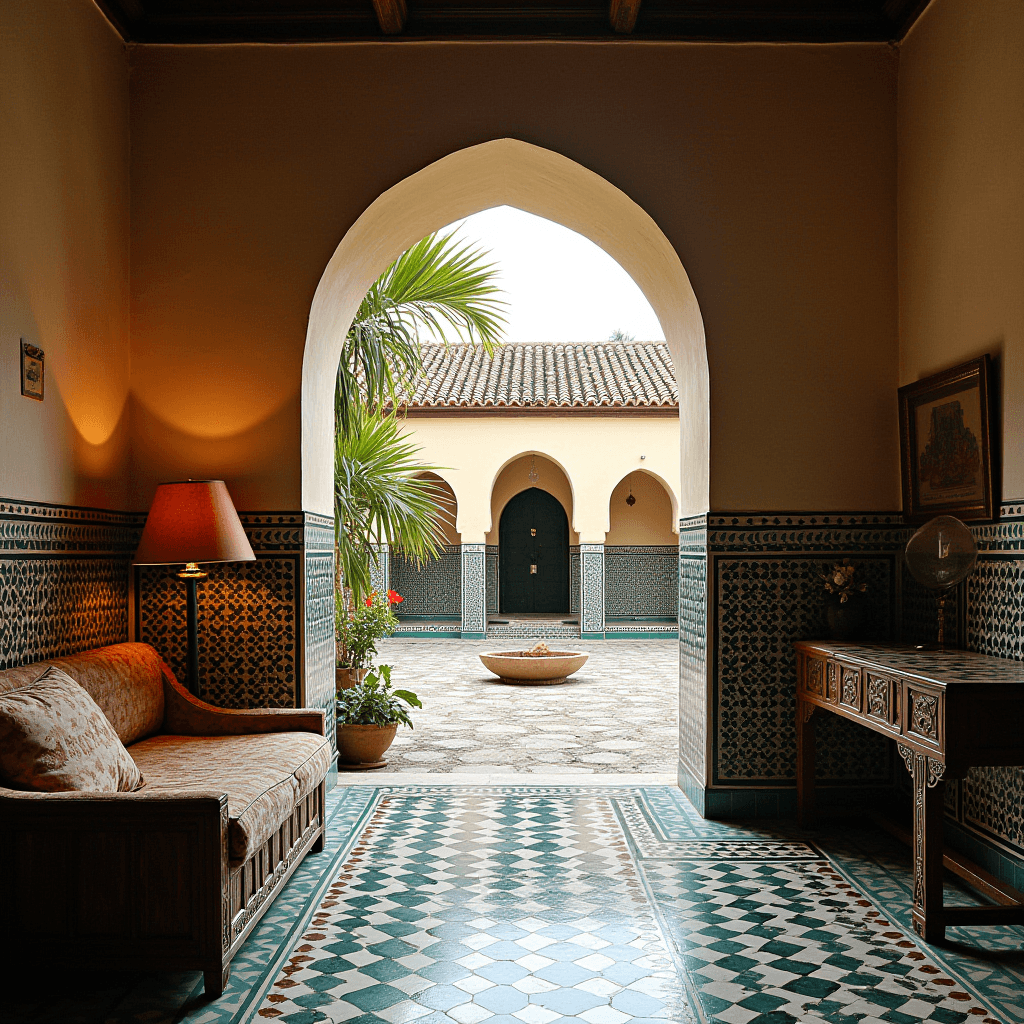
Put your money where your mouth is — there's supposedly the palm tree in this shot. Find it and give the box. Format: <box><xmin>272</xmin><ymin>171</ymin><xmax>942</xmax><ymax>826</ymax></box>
<box><xmin>334</xmin><ymin>405</ymin><xmax>453</xmax><ymax>601</ymax></box>
<box><xmin>335</xmin><ymin>227</ymin><xmax>507</xmax><ymax>436</ymax></box>
<box><xmin>333</xmin><ymin>226</ymin><xmax>506</xmax><ymax>602</ymax></box>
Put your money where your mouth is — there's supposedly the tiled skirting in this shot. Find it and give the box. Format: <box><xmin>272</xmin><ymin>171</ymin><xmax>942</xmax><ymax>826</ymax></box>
<box><xmin>391</xmin><ymin>545</ymin><xmax>461</xmax><ymax>617</ymax></box>
<box><xmin>680</xmin><ymin>512</ymin><xmax>906</xmax><ymax>815</ymax></box>
<box><xmin>605</xmin><ymin>545</ymin><xmax>678</xmax><ymax>618</ymax></box>
<box><xmin>0</xmin><ymin>498</ymin><xmax>144</xmax><ymax>669</ymax></box>
<box><xmin>135</xmin><ymin>512</ymin><xmax>336</xmax><ymax>740</ymax></box>
<box><xmin>937</xmin><ymin>505</ymin><xmax>1024</xmax><ymax>872</ymax></box>
<box><xmin>683</xmin><ymin>505</ymin><xmax>1024</xmax><ymax>890</ymax></box>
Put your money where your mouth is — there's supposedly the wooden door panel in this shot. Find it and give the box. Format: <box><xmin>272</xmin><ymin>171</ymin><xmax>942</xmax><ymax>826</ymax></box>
<box><xmin>499</xmin><ymin>487</ymin><xmax>569</xmax><ymax>613</ymax></box>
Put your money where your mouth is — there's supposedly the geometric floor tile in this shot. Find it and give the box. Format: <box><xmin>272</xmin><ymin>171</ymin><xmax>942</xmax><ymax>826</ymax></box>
<box><xmin>253</xmin><ymin>791</ymin><xmax>695</xmax><ymax>1024</ymax></box>
<box><xmin>9</xmin><ymin>785</ymin><xmax>1024</xmax><ymax>1024</ymax></box>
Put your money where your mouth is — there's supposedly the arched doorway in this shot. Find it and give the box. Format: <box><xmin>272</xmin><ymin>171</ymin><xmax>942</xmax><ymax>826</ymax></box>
<box><xmin>301</xmin><ymin>138</ymin><xmax>708</xmax><ymax>518</ymax></box>
<box><xmin>499</xmin><ymin>488</ymin><xmax>570</xmax><ymax>614</ymax></box>
<box><xmin>301</xmin><ymin>138</ymin><xmax>710</xmax><ymax>795</ymax></box>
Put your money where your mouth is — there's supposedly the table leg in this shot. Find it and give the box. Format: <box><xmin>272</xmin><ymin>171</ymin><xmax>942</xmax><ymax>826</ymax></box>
<box><xmin>910</xmin><ymin>750</ymin><xmax>946</xmax><ymax>942</ymax></box>
<box><xmin>796</xmin><ymin>699</ymin><xmax>816</xmax><ymax>827</ymax></box>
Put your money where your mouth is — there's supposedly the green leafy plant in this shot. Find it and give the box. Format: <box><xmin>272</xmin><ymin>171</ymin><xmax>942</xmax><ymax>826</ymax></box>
<box><xmin>334</xmin><ymin>407</ymin><xmax>453</xmax><ymax>601</ymax></box>
<box><xmin>335</xmin><ymin>228</ymin><xmax>507</xmax><ymax>438</ymax></box>
<box><xmin>336</xmin><ymin>664</ymin><xmax>422</xmax><ymax>729</ymax></box>
<box><xmin>337</xmin><ymin>589</ymin><xmax>402</xmax><ymax>669</ymax></box>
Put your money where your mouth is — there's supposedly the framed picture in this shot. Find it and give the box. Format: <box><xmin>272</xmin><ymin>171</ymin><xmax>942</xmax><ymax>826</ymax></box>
<box><xmin>898</xmin><ymin>355</ymin><xmax>995</xmax><ymax>522</ymax></box>
<box><xmin>20</xmin><ymin>340</ymin><xmax>44</xmax><ymax>401</ymax></box>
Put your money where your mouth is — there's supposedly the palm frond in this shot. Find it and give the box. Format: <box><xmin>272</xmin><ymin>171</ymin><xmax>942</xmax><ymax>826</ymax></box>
<box><xmin>336</xmin><ymin>228</ymin><xmax>507</xmax><ymax>435</ymax></box>
<box><xmin>334</xmin><ymin>406</ymin><xmax>453</xmax><ymax>601</ymax></box>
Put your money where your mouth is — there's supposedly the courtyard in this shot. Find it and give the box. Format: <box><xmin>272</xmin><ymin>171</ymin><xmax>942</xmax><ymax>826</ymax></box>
<box><xmin>370</xmin><ymin>638</ymin><xmax>678</xmax><ymax>775</ymax></box>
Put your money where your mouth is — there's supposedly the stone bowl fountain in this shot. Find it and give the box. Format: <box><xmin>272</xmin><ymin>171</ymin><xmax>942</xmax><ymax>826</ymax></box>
<box><xmin>479</xmin><ymin>642</ymin><xmax>589</xmax><ymax>685</ymax></box>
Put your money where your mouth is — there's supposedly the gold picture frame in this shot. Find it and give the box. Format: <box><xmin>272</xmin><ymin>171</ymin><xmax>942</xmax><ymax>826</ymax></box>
<box><xmin>898</xmin><ymin>355</ymin><xmax>995</xmax><ymax>522</ymax></box>
<box><xmin>20</xmin><ymin>339</ymin><xmax>44</xmax><ymax>401</ymax></box>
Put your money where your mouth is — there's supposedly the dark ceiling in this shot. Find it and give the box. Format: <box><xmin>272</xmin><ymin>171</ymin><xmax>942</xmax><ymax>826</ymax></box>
<box><xmin>95</xmin><ymin>0</ymin><xmax>931</xmax><ymax>44</ymax></box>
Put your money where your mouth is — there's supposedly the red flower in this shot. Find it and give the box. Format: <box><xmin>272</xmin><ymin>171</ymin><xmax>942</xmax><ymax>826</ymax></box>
<box><xmin>365</xmin><ymin>596</ymin><xmax>373</xmax><ymax>607</ymax></box>
<box><xmin>388</xmin><ymin>590</ymin><xmax>403</xmax><ymax>604</ymax></box>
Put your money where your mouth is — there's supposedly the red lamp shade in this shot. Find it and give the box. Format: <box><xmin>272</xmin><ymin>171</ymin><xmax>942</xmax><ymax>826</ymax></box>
<box><xmin>133</xmin><ymin>480</ymin><xmax>255</xmax><ymax>566</ymax></box>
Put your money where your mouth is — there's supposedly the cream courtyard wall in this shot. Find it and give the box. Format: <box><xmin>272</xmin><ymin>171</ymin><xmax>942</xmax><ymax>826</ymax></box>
<box><xmin>898</xmin><ymin>0</ymin><xmax>1024</xmax><ymax>501</ymax></box>
<box><xmin>0</xmin><ymin>1</ymin><xmax>130</xmax><ymax>509</ymax></box>
<box><xmin>401</xmin><ymin>415</ymin><xmax>679</xmax><ymax>543</ymax></box>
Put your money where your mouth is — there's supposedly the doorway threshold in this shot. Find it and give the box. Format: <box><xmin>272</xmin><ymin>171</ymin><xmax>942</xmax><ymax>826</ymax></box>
<box><xmin>332</xmin><ymin>772</ymin><xmax>678</xmax><ymax>787</ymax></box>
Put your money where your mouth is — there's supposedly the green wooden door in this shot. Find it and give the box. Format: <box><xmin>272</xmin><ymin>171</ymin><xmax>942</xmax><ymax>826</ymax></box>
<box><xmin>499</xmin><ymin>488</ymin><xmax>570</xmax><ymax>613</ymax></box>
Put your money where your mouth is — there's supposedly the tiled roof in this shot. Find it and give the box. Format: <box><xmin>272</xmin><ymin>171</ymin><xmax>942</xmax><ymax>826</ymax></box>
<box><xmin>399</xmin><ymin>342</ymin><xmax>677</xmax><ymax>410</ymax></box>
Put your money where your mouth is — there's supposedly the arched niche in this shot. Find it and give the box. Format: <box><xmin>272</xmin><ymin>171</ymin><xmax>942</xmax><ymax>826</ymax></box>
<box><xmin>486</xmin><ymin>453</ymin><xmax>578</xmax><ymax>546</ymax></box>
<box><xmin>415</xmin><ymin>471</ymin><xmax>460</xmax><ymax>546</ymax></box>
<box><xmin>607</xmin><ymin>470</ymin><xmax>679</xmax><ymax>545</ymax></box>
<box><xmin>301</xmin><ymin>138</ymin><xmax>708</xmax><ymax>520</ymax></box>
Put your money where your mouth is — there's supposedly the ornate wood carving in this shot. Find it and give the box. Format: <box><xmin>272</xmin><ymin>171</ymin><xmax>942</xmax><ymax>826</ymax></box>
<box><xmin>866</xmin><ymin>674</ymin><xmax>889</xmax><ymax>721</ymax></box>
<box><xmin>910</xmin><ymin>691</ymin><xmax>938</xmax><ymax>738</ymax></box>
<box><xmin>807</xmin><ymin>658</ymin><xmax>824</xmax><ymax>696</ymax></box>
<box><xmin>840</xmin><ymin>666</ymin><xmax>860</xmax><ymax>709</ymax></box>
<box><xmin>796</xmin><ymin>639</ymin><xmax>1024</xmax><ymax>944</ymax></box>
<box><xmin>827</xmin><ymin>662</ymin><xmax>839</xmax><ymax>703</ymax></box>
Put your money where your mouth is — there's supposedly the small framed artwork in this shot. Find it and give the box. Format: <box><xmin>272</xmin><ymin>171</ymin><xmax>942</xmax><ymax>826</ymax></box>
<box><xmin>20</xmin><ymin>340</ymin><xmax>44</xmax><ymax>401</ymax></box>
<box><xmin>898</xmin><ymin>355</ymin><xmax>995</xmax><ymax>522</ymax></box>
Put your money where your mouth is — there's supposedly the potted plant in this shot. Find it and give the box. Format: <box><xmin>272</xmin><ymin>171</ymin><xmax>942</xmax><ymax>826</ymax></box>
<box><xmin>817</xmin><ymin>558</ymin><xmax>869</xmax><ymax>640</ymax></box>
<box><xmin>336</xmin><ymin>589</ymin><xmax>402</xmax><ymax>691</ymax></box>
<box><xmin>335</xmin><ymin>664</ymin><xmax>422</xmax><ymax>768</ymax></box>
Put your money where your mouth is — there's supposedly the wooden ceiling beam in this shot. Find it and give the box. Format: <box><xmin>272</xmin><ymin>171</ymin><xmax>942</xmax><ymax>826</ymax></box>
<box><xmin>609</xmin><ymin>0</ymin><xmax>641</xmax><ymax>34</ymax></box>
<box><xmin>373</xmin><ymin>0</ymin><xmax>408</xmax><ymax>35</ymax></box>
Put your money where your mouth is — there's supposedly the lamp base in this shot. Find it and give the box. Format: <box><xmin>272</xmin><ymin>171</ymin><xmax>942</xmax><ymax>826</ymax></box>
<box><xmin>178</xmin><ymin>564</ymin><xmax>208</xmax><ymax>698</ymax></box>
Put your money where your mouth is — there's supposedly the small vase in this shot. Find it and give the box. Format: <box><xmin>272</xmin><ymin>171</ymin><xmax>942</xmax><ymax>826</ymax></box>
<box><xmin>336</xmin><ymin>723</ymin><xmax>398</xmax><ymax>768</ymax></box>
<box><xmin>825</xmin><ymin>594</ymin><xmax>867</xmax><ymax>641</ymax></box>
<box><xmin>336</xmin><ymin>667</ymin><xmax>367</xmax><ymax>692</ymax></box>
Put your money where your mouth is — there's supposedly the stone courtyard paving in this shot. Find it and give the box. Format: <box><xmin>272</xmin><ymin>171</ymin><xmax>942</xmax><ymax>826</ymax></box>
<box><xmin>370</xmin><ymin>638</ymin><xmax>678</xmax><ymax>774</ymax></box>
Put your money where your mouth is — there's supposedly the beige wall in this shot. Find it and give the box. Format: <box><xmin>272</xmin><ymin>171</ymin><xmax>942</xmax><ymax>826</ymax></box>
<box><xmin>898</xmin><ymin>0</ymin><xmax>1024</xmax><ymax>502</ymax></box>
<box><xmin>0</xmin><ymin>1</ymin><xmax>130</xmax><ymax>508</ymax></box>
<box><xmin>401</xmin><ymin>414</ymin><xmax>680</xmax><ymax>543</ymax></box>
<box><xmin>607</xmin><ymin>472</ymin><xmax>677</xmax><ymax>545</ymax></box>
<box><xmin>128</xmin><ymin>41</ymin><xmax>899</xmax><ymax>514</ymax></box>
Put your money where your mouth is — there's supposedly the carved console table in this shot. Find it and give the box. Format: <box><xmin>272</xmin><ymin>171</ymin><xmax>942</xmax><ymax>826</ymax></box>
<box><xmin>794</xmin><ymin>640</ymin><xmax>1024</xmax><ymax>942</ymax></box>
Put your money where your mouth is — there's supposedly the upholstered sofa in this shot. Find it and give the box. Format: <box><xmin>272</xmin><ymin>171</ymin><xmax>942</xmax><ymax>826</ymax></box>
<box><xmin>0</xmin><ymin>642</ymin><xmax>332</xmax><ymax>997</ymax></box>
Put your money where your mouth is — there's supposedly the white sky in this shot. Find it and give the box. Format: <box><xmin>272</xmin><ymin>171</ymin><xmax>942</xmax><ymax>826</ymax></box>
<box><xmin>437</xmin><ymin>206</ymin><xmax>665</xmax><ymax>344</ymax></box>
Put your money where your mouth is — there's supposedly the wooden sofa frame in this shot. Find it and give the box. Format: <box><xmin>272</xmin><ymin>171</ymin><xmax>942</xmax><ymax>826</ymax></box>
<box><xmin>0</xmin><ymin>660</ymin><xmax>329</xmax><ymax>998</ymax></box>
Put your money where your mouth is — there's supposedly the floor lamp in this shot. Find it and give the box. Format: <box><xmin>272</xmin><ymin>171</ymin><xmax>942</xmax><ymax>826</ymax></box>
<box><xmin>133</xmin><ymin>479</ymin><xmax>255</xmax><ymax>699</ymax></box>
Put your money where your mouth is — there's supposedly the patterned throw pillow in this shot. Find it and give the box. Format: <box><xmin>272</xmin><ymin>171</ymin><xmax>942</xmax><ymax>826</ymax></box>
<box><xmin>0</xmin><ymin>667</ymin><xmax>144</xmax><ymax>792</ymax></box>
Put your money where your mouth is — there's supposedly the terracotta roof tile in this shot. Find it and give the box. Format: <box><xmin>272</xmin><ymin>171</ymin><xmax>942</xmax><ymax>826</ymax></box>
<box><xmin>400</xmin><ymin>342</ymin><xmax>677</xmax><ymax>410</ymax></box>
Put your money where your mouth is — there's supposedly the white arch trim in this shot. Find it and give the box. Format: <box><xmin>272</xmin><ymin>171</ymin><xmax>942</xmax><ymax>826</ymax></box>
<box><xmin>302</xmin><ymin>138</ymin><xmax>710</xmax><ymax>518</ymax></box>
<box><xmin>606</xmin><ymin>467</ymin><xmax>680</xmax><ymax>537</ymax></box>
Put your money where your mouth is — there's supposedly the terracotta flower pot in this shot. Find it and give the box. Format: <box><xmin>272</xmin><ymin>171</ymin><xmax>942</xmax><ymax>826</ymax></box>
<box><xmin>335</xmin><ymin>667</ymin><xmax>367</xmax><ymax>692</ymax></box>
<box><xmin>336</xmin><ymin>723</ymin><xmax>398</xmax><ymax>768</ymax></box>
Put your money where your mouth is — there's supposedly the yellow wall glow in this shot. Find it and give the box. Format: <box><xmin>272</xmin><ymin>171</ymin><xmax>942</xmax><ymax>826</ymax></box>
<box><xmin>0</xmin><ymin>1</ymin><xmax>130</xmax><ymax>508</ymax></box>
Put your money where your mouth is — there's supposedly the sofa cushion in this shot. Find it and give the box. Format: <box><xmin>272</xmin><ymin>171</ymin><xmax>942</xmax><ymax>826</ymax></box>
<box><xmin>0</xmin><ymin>643</ymin><xmax>166</xmax><ymax>747</ymax></box>
<box><xmin>0</xmin><ymin>668</ymin><xmax>145</xmax><ymax>793</ymax></box>
<box><xmin>129</xmin><ymin>732</ymin><xmax>331</xmax><ymax>860</ymax></box>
